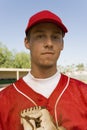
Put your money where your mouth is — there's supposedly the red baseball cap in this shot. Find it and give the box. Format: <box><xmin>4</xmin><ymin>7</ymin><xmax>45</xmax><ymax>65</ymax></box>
<box><xmin>25</xmin><ymin>10</ymin><xmax>68</xmax><ymax>35</ymax></box>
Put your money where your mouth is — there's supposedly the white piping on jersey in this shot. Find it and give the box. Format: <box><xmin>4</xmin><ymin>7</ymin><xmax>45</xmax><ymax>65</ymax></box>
<box><xmin>54</xmin><ymin>77</ymin><xmax>70</xmax><ymax>128</ymax></box>
<box><xmin>13</xmin><ymin>83</ymin><xmax>37</xmax><ymax>106</ymax></box>
<box><xmin>13</xmin><ymin>77</ymin><xmax>70</xmax><ymax>129</ymax></box>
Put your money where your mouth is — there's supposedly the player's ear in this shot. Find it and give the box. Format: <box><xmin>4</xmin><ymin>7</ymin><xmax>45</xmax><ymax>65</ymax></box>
<box><xmin>61</xmin><ymin>39</ymin><xmax>64</xmax><ymax>50</ymax></box>
<box><xmin>24</xmin><ymin>37</ymin><xmax>30</xmax><ymax>49</ymax></box>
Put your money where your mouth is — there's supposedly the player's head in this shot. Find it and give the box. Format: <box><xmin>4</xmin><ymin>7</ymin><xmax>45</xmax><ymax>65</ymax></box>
<box><xmin>24</xmin><ymin>10</ymin><xmax>67</xmax><ymax>69</ymax></box>
<box><xmin>25</xmin><ymin>10</ymin><xmax>68</xmax><ymax>36</ymax></box>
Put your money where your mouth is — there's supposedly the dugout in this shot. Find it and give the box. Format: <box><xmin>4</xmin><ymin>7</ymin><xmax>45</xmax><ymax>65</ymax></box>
<box><xmin>0</xmin><ymin>68</ymin><xmax>30</xmax><ymax>88</ymax></box>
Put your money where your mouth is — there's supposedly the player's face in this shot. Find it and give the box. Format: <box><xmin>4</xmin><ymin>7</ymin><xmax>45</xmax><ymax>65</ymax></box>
<box><xmin>25</xmin><ymin>22</ymin><xmax>64</xmax><ymax>69</ymax></box>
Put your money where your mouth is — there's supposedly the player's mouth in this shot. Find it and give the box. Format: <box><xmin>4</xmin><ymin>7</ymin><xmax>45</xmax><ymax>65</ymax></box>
<box><xmin>41</xmin><ymin>52</ymin><xmax>54</xmax><ymax>55</ymax></box>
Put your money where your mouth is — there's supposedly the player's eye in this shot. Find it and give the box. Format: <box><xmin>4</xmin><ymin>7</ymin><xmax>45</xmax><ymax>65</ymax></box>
<box><xmin>52</xmin><ymin>35</ymin><xmax>60</xmax><ymax>40</ymax></box>
<box><xmin>37</xmin><ymin>34</ymin><xmax>45</xmax><ymax>39</ymax></box>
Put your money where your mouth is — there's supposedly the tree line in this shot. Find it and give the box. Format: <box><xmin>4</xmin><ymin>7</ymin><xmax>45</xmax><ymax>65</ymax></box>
<box><xmin>0</xmin><ymin>43</ymin><xmax>31</xmax><ymax>68</ymax></box>
<box><xmin>0</xmin><ymin>42</ymin><xmax>87</xmax><ymax>71</ymax></box>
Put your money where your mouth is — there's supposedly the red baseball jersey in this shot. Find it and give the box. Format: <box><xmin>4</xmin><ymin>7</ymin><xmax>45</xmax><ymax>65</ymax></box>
<box><xmin>0</xmin><ymin>74</ymin><xmax>87</xmax><ymax>130</ymax></box>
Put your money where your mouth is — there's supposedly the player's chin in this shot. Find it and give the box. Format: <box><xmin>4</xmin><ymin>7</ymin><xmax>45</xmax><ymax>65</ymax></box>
<box><xmin>40</xmin><ymin>61</ymin><xmax>56</xmax><ymax>68</ymax></box>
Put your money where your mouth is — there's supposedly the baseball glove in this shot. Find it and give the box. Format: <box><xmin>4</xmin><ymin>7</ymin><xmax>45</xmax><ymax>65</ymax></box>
<box><xmin>20</xmin><ymin>106</ymin><xmax>66</xmax><ymax>130</ymax></box>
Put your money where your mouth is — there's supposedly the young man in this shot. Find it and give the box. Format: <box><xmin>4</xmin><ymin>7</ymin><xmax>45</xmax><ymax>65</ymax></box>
<box><xmin>0</xmin><ymin>10</ymin><xmax>87</xmax><ymax>130</ymax></box>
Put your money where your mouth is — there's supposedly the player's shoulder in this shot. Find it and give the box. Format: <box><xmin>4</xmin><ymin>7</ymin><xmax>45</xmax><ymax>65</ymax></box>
<box><xmin>0</xmin><ymin>78</ymin><xmax>23</xmax><ymax>95</ymax></box>
<box><xmin>0</xmin><ymin>84</ymin><xmax>12</xmax><ymax>93</ymax></box>
<box><xmin>70</xmin><ymin>75</ymin><xmax>87</xmax><ymax>87</ymax></box>
<box><xmin>61</xmin><ymin>73</ymin><xmax>87</xmax><ymax>87</ymax></box>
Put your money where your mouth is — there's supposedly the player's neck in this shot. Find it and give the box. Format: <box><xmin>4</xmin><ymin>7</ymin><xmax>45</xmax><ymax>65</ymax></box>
<box><xmin>30</xmin><ymin>66</ymin><xmax>57</xmax><ymax>79</ymax></box>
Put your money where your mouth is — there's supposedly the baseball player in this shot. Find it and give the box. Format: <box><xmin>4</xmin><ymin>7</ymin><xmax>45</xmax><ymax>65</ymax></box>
<box><xmin>0</xmin><ymin>10</ymin><xmax>87</xmax><ymax>130</ymax></box>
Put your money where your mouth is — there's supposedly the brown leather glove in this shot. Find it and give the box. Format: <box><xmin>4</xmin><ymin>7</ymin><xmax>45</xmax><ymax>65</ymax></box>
<box><xmin>20</xmin><ymin>106</ymin><xmax>66</xmax><ymax>130</ymax></box>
